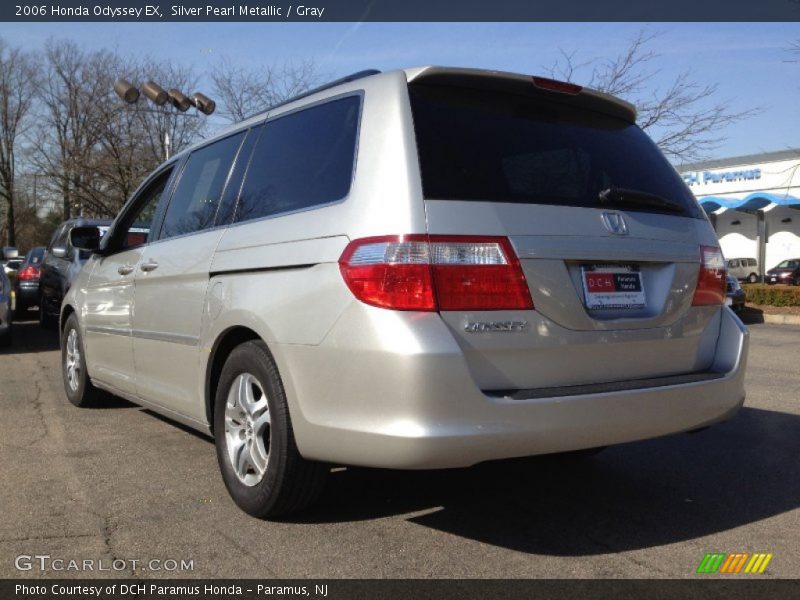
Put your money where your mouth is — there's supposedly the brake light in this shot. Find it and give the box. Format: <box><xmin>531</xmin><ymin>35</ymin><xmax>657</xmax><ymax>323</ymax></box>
<box><xmin>17</xmin><ymin>265</ymin><xmax>41</xmax><ymax>281</ymax></box>
<box><xmin>692</xmin><ymin>246</ymin><xmax>726</xmax><ymax>306</ymax></box>
<box><xmin>531</xmin><ymin>76</ymin><xmax>583</xmax><ymax>95</ymax></box>
<box><xmin>339</xmin><ymin>235</ymin><xmax>534</xmax><ymax>311</ymax></box>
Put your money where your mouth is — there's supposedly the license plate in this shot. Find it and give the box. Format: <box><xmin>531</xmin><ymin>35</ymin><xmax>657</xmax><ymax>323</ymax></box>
<box><xmin>582</xmin><ymin>265</ymin><xmax>646</xmax><ymax>309</ymax></box>
<box><xmin>770</xmin><ymin>276</ymin><xmax>777</xmax><ymax>283</ymax></box>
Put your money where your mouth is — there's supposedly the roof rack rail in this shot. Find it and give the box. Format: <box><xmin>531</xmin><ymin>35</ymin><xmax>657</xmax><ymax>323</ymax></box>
<box><xmin>243</xmin><ymin>69</ymin><xmax>381</xmax><ymax>121</ymax></box>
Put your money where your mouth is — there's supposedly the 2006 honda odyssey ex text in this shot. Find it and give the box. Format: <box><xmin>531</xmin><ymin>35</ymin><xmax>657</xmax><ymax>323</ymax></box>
<box><xmin>62</xmin><ymin>67</ymin><xmax>748</xmax><ymax>518</ymax></box>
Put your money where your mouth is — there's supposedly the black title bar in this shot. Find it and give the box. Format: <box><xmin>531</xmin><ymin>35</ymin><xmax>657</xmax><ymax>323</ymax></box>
<box><xmin>4</xmin><ymin>579</ymin><xmax>800</xmax><ymax>600</ymax></box>
<box><xmin>4</xmin><ymin>0</ymin><xmax>800</xmax><ymax>22</ymax></box>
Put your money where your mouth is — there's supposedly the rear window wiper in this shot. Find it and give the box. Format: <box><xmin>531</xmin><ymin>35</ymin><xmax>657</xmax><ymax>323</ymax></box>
<box><xmin>598</xmin><ymin>187</ymin><xmax>686</xmax><ymax>214</ymax></box>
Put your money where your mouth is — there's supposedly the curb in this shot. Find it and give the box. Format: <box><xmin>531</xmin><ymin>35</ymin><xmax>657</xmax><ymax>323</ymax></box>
<box><xmin>761</xmin><ymin>313</ymin><xmax>800</xmax><ymax>326</ymax></box>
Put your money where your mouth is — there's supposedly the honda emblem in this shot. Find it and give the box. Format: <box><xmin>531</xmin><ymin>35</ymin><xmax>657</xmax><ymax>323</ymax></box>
<box><xmin>601</xmin><ymin>212</ymin><xmax>628</xmax><ymax>236</ymax></box>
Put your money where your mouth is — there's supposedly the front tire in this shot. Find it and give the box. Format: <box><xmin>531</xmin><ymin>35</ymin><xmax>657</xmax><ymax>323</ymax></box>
<box><xmin>748</xmin><ymin>273</ymin><xmax>758</xmax><ymax>283</ymax></box>
<box><xmin>61</xmin><ymin>313</ymin><xmax>105</xmax><ymax>407</ymax></box>
<box><xmin>214</xmin><ymin>340</ymin><xmax>328</xmax><ymax>518</ymax></box>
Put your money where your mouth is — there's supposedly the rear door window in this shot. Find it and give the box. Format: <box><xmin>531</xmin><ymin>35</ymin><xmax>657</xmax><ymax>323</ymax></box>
<box><xmin>234</xmin><ymin>95</ymin><xmax>361</xmax><ymax>223</ymax></box>
<box><xmin>160</xmin><ymin>131</ymin><xmax>245</xmax><ymax>240</ymax></box>
<box><xmin>409</xmin><ymin>83</ymin><xmax>703</xmax><ymax>218</ymax></box>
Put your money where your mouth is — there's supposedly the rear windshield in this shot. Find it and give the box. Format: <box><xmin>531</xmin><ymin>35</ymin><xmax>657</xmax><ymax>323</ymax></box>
<box><xmin>409</xmin><ymin>83</ymin><xmax>703</xmax><ymax>218</ymax></box>
<box><xmin>27</xmin><ymin>248</ymin><xmax>45</xmax><ymax>264</ymax></box>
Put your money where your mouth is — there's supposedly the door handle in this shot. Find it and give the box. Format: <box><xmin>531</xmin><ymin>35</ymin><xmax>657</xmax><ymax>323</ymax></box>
<box><xmin>117</xmin><ymin>265</ymin><xmax>134</xmax><ymax>276</ymax></box>
<box><xmin>140</xmin><ymin>260</ymin><xmax>159</xmax><ymax>272</ymax></box>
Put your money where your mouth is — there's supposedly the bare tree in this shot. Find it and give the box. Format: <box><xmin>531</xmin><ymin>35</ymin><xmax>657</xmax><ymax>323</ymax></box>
<box><xmin>30</xmin><ymin>39</ymin><xmax>118</xmax><ymax>219</ymax></box>
<box><xmin>547</xmin><ymin>29</ymin><xmax>757</xmax><ymax>162</ymax></box>
<box><xmin>83</xmin><ymin>58</ymin><xmax>207</xmax><ymax>217</ymax></box>
<box><xmin>30</xmin><ymin>41</ymin><xmax>209</xmax><ymax>220</ymax></box>
<box><xmin>132</xmin><ymin>58</ymin><xmax>208</xmax><ymax>162</ymax></box>
<box><xmin>210</xmin><ymin>57</ymin><xmax>319</xmax><ymax>122</ymax></box>
<box><xmin>0</xmin><ymin>39</ymin><xmax>37</xmax><ymax>246</ymax></box>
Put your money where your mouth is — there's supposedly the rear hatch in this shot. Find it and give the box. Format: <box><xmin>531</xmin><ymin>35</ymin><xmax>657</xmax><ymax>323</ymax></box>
<box><xmin>407</xmin><ymin>68</ymin><xmax>722</xmax><ymax>391</ymax></box>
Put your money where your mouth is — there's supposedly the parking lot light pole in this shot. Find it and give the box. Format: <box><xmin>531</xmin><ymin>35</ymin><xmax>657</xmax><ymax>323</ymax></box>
<box><xmin>114</xmin><ymin>79</ymin><xmax>216</xmax><ymax>161</ymax></box>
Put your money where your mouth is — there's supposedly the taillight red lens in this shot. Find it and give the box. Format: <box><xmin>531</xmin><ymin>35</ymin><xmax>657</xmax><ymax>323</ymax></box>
<box><xmin>17</xmin><ymin>265</ymin><xmax>41</xmax><ymax>281</ymax></box>
<box><xmin>339</xmin><ymin>235</ymin><xmax>534</xmax><ymax>311</ymax></box>
<box><xmin>692</xmin><ymin>246</ymin><xmax>726</xmax><ymax>306</ymax></box>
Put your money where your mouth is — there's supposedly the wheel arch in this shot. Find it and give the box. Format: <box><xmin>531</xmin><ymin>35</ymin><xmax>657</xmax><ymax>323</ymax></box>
<box><xmin>205</xmin><ymin>326</ymin><xmax>262</xmax><ymax>434</ymax></box>
<box><xmin>60</xmin><ymin>303</ymin><xmax>76</xmax><ymax>334</ymax></box>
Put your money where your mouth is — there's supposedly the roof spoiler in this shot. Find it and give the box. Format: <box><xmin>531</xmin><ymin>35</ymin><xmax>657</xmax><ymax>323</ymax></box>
<box><xmin>407</xmin><ymin>66</ymin><xmax>637</xmax><ymax>124</ymax></box>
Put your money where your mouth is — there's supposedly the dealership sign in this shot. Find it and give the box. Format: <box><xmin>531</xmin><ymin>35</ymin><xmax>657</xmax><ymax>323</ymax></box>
<box><xmin>682</xmin><ymin>169</ymin><xmax>762</xmax><ymax>187</ymax></box>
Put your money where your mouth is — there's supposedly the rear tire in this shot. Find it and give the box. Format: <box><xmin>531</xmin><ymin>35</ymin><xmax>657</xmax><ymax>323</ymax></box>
<box><xmin>748</xmin><ymin>273</ymin><xmax>758</xmax><ymax>283</ymax></box>
<box><xmin>61</xmin><ymin>313</ymin><xmax>105</xmax><ymax>407</ymax></box>
<box><xmin>214</xmin><ymin>340</ymin><xmax>328</xmax><ymax>519</ymax></box>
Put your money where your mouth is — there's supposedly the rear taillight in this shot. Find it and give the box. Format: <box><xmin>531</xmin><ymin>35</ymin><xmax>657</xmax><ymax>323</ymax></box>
<box><xmin>692</xmin><ymin>246</ymin><xmax>726</xmax><ymax>306</ymax></box>
<box><xmin>339</xmin><ymin>235</ymin><xmax>534</xmax><ymax>311</ymax></box>
<box><xmin>17</xmin><ymin>265</ymin><xmax>41</xmax><ymax>281</ymax></box>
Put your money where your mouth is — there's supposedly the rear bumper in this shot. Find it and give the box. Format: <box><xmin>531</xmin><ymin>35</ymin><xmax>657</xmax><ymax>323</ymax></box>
<box><xmin>282</xmin><ymin>306</ymin><xmax>748</xmax><ymax>469</ymax></box>
<box><xmin>15</xmin><ymin>284</ymin><xmax>38</xmax><ymax>307</ymax></box>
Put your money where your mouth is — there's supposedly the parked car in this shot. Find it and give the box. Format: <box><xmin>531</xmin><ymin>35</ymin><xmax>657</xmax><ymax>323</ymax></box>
<box><xmin>39</xmin><ymin>218</ymin><xmax>112</xmax><ymax>328</ymax></box>
<box><xmin>766</xmin><ymin>259</ymin><xmax>800</xmax><ymax>285</ymax></box>
<box><xmin>61</xmin><ymin>67</ymin><xmax>748</xmax><ymax>518</ymax></box>
<box><xmin>14</xmin><ymin>246</ymin><xmax>46</xmax><ymax>314</ymax></box>
<box><xmin>4</xmin><ymin>258</ymin><xmax>22</xmax><ymax>276</ymax></box>
<box><xmin>725</xmin><ymin>275</ymin><xmax>746</xmax><ymax>312</ymax></box>
<box><xmin>1</xmin><ymin>246</ymin><xmax>19</xmax><ymax>277</ymax></box>
<box><xmin>0</xmin><ymin>266</ymin><xmax>12</xmax><ymax>347</ymax></box>
<box><xmin>727</xmin><ymin>257</ymin><xmax>759</xmax><ymax>283</ymax></box>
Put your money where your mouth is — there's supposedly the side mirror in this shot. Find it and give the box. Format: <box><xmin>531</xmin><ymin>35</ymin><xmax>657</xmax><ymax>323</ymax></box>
<box><xmin>69</xmin><ymin>226</ymin><xmax>101</xmax><ymax>252</ymax></box>
<box><xmin>51</xmin><ymin>246</ymin><xmax>68</xmax><ymax>258</ymax></box>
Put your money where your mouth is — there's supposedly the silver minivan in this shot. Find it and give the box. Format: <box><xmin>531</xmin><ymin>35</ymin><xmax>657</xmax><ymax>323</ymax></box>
<box><xmin>727</xmin><ymin>258</ymin><xmax>759</xmax><ymax>283</ymax></box>
<box><xmin>62</xmin><ymin>67</ymin><xmax>748</xmax><ymax>518</ymax></box>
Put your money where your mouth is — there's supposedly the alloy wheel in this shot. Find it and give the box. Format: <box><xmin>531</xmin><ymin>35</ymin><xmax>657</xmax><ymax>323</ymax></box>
<box><xmin>64</xmin><ymin>328</ymin><xmax>81</xmax><ymax>392</ymax></box>
<box><xmin>224</xmin><ymin>372</ymin><xmax>271</xmax><ymax>486</ymax></box>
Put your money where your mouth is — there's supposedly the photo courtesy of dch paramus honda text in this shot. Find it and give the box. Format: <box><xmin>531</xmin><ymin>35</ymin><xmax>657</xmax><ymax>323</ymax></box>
<box><xmin>60</xmin><ymin>67</ymin><xmax>748</xmax><ymax>518</ymax></box>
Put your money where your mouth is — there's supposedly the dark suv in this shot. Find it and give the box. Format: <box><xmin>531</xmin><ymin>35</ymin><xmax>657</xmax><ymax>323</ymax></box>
<box><xmin>14</xmin><ymin>246</ymin><xmax>46</xmax><ymax>314</ymax></box>
<box><xmin>39</xmin><ymin>218</ymin><xmax>111</xmax><ymax>327</ymax></box>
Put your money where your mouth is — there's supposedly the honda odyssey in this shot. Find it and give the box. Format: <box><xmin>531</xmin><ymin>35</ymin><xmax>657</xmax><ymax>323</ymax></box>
<box><xmin>62</xmin><ymin>67</ymin><xmax>749</xmax><ymax>518</ymax></box>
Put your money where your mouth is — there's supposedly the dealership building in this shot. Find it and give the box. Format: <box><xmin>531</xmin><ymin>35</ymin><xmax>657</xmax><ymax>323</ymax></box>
<box><xmin>679</xmin><ymin>149</ymin><xmax>800</xmax><ymax>278</ymax></box>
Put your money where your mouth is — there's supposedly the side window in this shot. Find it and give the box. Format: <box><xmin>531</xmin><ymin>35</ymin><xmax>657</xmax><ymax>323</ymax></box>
<box><xmin>727</xmin><ymin>259</ymin><xmax>738</xmax><ymax>269</ymax></box>
<box><xmin>748</xmin><ymin>258</ymin><xmax>757</xmax><ymax>267</ymax></box>
<box><xmin>160</xmin><ymin>132</ymin><xmax>245</xmax><ymax>240</ymax></box>
<box><xmin>109</xmin><ymin>168</ymin><xmax>173</xmax><ymax>254</ymax></box>
<box><xmin>235</xmin><ymin>95</ymin><xmax>360</xmax><ymax>223</ymax></box>
<box><xmin>214</xmin><ymin>128</ymin><xmax>259</xmax><ymax>227</ymax></box>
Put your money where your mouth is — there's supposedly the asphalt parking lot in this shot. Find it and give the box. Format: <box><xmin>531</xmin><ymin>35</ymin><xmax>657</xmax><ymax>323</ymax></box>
<box><xmin>0</xmin><ymin>313</ymin><xmax>798</xmax><ymax>579</ymax></box>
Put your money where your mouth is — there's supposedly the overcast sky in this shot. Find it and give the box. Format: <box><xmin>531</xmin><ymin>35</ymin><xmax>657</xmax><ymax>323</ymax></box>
<box><xmin>1</xmin><ymin>22</ymin><xmax>797</xmax><ymax>161</ymax></box>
